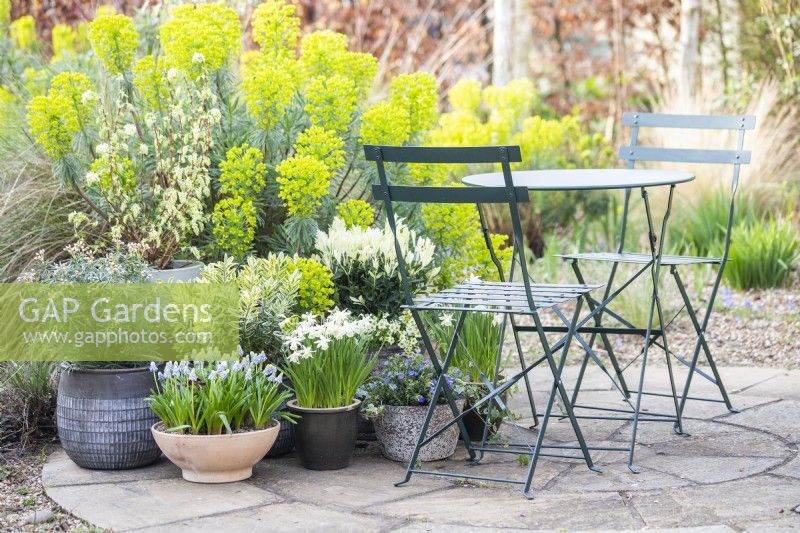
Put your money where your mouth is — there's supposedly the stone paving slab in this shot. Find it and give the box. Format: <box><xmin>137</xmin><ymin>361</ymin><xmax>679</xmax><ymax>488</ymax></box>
<box><xmin>46</xmin><ymin>477</ymin><xmax>282</xmax><ymax>531</ymax></box>
<box><xmin>42</xmin><ymin>366</ymin><xmax>800</xmax><ymax>532</ymax></box>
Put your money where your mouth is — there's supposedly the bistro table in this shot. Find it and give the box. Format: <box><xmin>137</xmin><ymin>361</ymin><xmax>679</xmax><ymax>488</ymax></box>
<box><xmin>463</xmin><ymin>167</ymin><xmax>694</xmax><ymax>473</ymax></box>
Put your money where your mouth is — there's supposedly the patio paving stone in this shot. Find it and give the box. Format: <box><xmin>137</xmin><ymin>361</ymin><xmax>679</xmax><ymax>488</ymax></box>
<box><xmin>42</xmin><ymin>366</ymin><xmax>800</xmax><ymax>531</ymax></box>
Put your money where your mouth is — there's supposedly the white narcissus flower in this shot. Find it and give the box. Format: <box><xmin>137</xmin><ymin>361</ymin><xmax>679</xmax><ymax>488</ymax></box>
<box><xmin>123</xmin><ymin>123</ymin><xmax>137</xmax><ymax>137</ymax></box>
<box><xmin>96</xmin><ymin>143</ymin><xmax>110</xmax><ymax>155</ymax></box>
<box><xmin>439</xmin><ymin>313</ymin><xmax>454</xmax><ymax>328</ymax></box>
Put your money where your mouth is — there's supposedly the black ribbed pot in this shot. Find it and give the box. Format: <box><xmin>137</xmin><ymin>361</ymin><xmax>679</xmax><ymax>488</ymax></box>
<box><xmin>287</xmin><ymin>399</ymin><xmax>360</xmax><ymax>470</ymax></box>
<box><xmin>265</xmin><ymin>418</ymin><xmax>295</xmax><ymax>458</ymax></box>
<box><xmin>56</xmin><ymin>364</ymin><xmax>161</xmax><ymax>470</ymax></box>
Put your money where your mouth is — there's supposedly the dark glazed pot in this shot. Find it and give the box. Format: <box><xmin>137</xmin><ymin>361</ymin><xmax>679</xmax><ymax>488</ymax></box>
<box><xmin>461</xmin><ymin>383</ymin><xmax>507</xmax><ymax>441</ymax></box>
<box><xmin>265</xmin><ymin>416</ymin><xmax>295</xmax><ymax>458</ymax></box>
<box><xmin>287</xmin><ymin>399</ymin><xmax>360</xmax><ymax>470</ymax></box>
<box><xmin>57</xmin><ymin>364</ymin><xmax>161</xmax><ymax>470</ymax></box>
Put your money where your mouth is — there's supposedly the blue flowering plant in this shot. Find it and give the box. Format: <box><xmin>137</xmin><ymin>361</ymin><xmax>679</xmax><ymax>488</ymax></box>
<box><xmin>146</xmin><ymin>353</ymin><xmax>295</xmax><ymax>435</ymax></box>
<box><xmin>360</xmin><ymin>353</ymin><xmax>473</xmax><ymax>418</ymax></box>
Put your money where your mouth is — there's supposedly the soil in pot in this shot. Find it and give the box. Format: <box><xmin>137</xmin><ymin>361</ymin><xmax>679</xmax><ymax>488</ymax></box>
<box><xmin>373</xmin><ymin>400</ymin><xmax>464</xmax><ymax>463</ymax></box>
<box><xmin>151</xmin><ymin>422</ymin><xmax>279</xmax><ymax>483</ymax></box>
<box><xmin>57</xmin><ymin>365</ymin><xmax>161</xmax><ymax>470</ymax></box>
<box><xmin>287</xmin><ymin>399</ymin><xmax>360</xmax><ymax>470</ymax></box>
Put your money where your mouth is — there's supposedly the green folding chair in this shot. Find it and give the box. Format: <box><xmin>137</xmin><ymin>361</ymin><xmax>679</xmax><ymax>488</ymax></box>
<box><xmin>366</xmin><ymin>144</ymin><xmax>602</xmax><ymax>498</ymax></box>
<box><xmin>559</xmin><ymin>113</ymin><xmax>755</xmax><ymax>453</ymax></box>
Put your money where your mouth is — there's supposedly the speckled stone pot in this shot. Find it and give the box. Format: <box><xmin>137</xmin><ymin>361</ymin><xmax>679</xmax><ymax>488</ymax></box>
<box><xmin>373</xmin><ymin>400</ymin><xmax>464</xmax><ymax>463</ymax></box>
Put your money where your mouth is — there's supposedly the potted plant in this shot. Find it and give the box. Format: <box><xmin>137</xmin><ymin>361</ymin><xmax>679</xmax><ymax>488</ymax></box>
<box><xmin>281</xmin><ymin>309</ymin><xmax>375</xmax><ymax>470</ymax></box>
<box><xmin>315</xmin><ymin>215</ymin><xmax>436</xmax><ymax>438</ymax></box>
<box><xmin>363</xmin><ymin>353</ymin><xmax>470</xmax><ymax>463</ymax></box>
<box><xmin>20</xmin><ymin>244</ymin><xmax>163</xmax><ymax>470</ymax></box>
<box><xmin>147</xmin><ymin>354</ymin><xmax>294</xmax><ymax>483</ymax></box>
<box><xmin>200</xmin><ymin>254</ymin><xmax>334</xmax><ymax>457</ymax></box>
<box><xmin>430</xmin><ymin>312</ymin><xmax>507</xmax><ymax>441</ymax></box>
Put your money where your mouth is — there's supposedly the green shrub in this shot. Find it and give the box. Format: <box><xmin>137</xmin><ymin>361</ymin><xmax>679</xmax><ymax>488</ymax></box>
<box><xmin>669</xmin><ymin>188</ymin><xmax>761</xmax><ymax>256</ymax></box>
<box><xmin>724</xmin><ymin>219</ymin><xmax>799</xmax><ymax>289</ymax></box>
<box><xmin>0</xmin><ymin>362</ymin><xmax>58</xmax><ymax>446</ymax></box>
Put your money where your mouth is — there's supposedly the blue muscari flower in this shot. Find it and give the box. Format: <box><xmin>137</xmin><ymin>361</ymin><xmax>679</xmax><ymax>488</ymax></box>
<box><xmin>453</xmin><ymin>369</ymin><xmax>461</xmax><ymax>376</ymax></box>
<box><xmin>253</xmin><ymin>351</ymin><xmax>268</xmax><ymax>365</ymax></box>
<box><xmin>237</xmin><ymin>345</ymin><xmax>244</xmax><ymax>357</ymax></box>
<box><xmin>720</xmin><ymin>287</ymin><xmax>734</xmax><ymax>309</ymax></box>
<box><xmin>355</xmin><ymin>388</ymin><xmax>367</xmax><ymax>399</ymax></box>
<box><xmin>407</xmin><ymin>369</ymin><xmax>418</xmax><ymax>377</ymax></box>
<box><xmin>188</xmin><ymin>369</ymin><xmax>198</xmax><ymax>382</ymax></box>
<box><xmin>417</xmin><ymin>395</ymin><xmax>426</xmax><ymax>404</ymax></box>
<box><xmin>389</xmin><ymin>383</ymin><xmax>398</xmax><ymax>390</ymax></box>
<box><xmin>149</xmin><ymin>362</ymin><xmax>158</xmax><ymax>373</ymax></box>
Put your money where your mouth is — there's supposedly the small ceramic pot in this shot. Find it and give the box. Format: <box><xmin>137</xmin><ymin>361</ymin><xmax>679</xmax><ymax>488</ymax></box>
<box><xmin>146</xmin><ymin>260</ymin><xmax>204</xmax><ymax>283</ymax></box>
<box><xmin>287</xmin><ymin>399</ymin><xmax>360</xmax><ymax>470</ymax></box>
<box><xmin>373</xmin><ymin>400</ymin><xmax>465</xmax><ymax>463</ymax></box>
<box><xmin>151</xmin><ymin>422</ymin><xmax>279</xmax><ymax>483</ymax></box>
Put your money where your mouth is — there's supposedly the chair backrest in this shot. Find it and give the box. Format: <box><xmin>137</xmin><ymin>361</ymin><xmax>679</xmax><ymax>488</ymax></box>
<box><xmin>364</xmin><ymin>144</ymin><xmax>537</xmax><ymax>310</ymax></box>
<box><xmin>616</xmin><ymin>112</ymin><xmax>756</xmax><ymax>257</ymax></box>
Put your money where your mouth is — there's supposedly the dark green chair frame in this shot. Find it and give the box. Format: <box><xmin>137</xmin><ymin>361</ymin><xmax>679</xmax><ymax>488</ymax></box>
<box><xmin>558</xmin><ymin>112</ymin><xmax>755</xmax><ymax>470</ymax></box>
<box><xmin>365</xmin><ymin>144</ymin><xmax>602</xmax><ymax>498</ymax></box>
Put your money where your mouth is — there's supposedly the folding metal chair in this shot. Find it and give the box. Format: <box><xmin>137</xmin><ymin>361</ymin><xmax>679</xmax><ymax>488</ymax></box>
<box><xmin>559</xmin><ymin>112</ymin><xmax>755</xmax><ymax>445</ymax></box>
<box><xmin>365</xmin><ymin>144</ymin><xmax>602</xmax><ymax>498</ymax></box>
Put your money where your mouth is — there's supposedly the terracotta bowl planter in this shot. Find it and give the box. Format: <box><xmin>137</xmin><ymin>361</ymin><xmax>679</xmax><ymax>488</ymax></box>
<box><xmin>151</xmin><ymin>422</ymin><xmax>279</xmax><ymax>483</ymax></box>
<box><xmin>373</xmin><ymin>400</ymin><xmax>464</xmax><ymax>463</ymax></box>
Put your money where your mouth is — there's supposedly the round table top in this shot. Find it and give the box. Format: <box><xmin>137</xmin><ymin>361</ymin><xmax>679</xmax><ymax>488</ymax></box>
<box><xmin>462</xmin><ymin>168</ymin><xmax>694</xmax><ymax>191</ymax></box>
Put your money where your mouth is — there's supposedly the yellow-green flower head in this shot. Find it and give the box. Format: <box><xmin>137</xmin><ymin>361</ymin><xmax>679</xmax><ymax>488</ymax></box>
<box><xmin>0</xmin><ymin>85</ymin><xmax>14</xmax><ymax>106</ymax></box>
<box><xmin>447</xmin><ymin>79</ymin><xmax>482</xmax><ymax>113</ymax></box>
<box><xmin>23</xmin><ymin>67</ymin><xmax>48</xmax><ymax>96</ymax></box>
<box><xmin>388</xmin><ymin>72</ymin><xmax>439</xmax><ymax>138</ymax></box>
<box><xmin>242</xmin><ymin>52</ymin><xmax>298</xmax><ymax>130</ymax></box>
<box><xmin>298</xmin><ymin>30</ymin><xmax>377</xmax><ymax>98</ymax></box>
<box><xmin>483</xmin><ymin>78</ymin><xmax>536</xmax><ymax>115</ymax></box>
<box><xmin>275</xmin><ymin>154</ymin><xmax>331</xmax><ymax>218</ymax></box>
<box><xmin>133</xmin><ymin>55</ymin><xmax>167</xmax><ymax>108</ymax></box>
<box><xmin>304</xmin><ymin>74</ymin><xmax>359</xmax><ymax>134</ymax></box>
<box><xmin>0</xmin><ymin>0</ymin><xmax>12</xmax><ymax>31</ymax></box>
<box><xmin>336</xmin><ymin>199</ymin><xmax>374</xmax><ymax>230</ymax></box>
<box><xmin>95</xmin><ymin>5</ymin><xmax>117</xmax><ymax>18</ymax></box>
<box><xmin>26</xmin><ymin>95</ymin><xmax>79</xmax><ymax>159</ymax></box>
<box><xmin>52</xmin><ymin>24</ymin><xmax>78</xmax><ymax>60</ymax></box>
<box><xmin>299</xmin><ymin>30</ymin><xmax>348</xmax><ymax>78</ymax></box>
<box><xmin>211</xmin><ymin>197</ymin><xmax>257</xmax><ymax>259</ymax></box>
<box><xmin>10</xmin><ymin>15</ymin><xmax>36</xmax><ymax>50</ymax></box>
<box><xmin>343</xmin><ymin>51</ymin><xmax>378</xmax><ymax>99</ymax></box>
<box><xmin>294</xmin><ymin>126</ymin><xmax>345</xmax><ymax>172</ymax></box>
<box><xmin>160</xmin><ymin>3</ymin><xmax>241</xmax><ymax>76</ymax></box>
<box><xmin>428</xmin><ymin>110</ymin><xmax>489</xmax><ymax>147</ymax></box>
<box><xmin>75</xmin><ymin>22</ymin><xmax>90</xmax><ymax>52</ymax></box>
<box><xmin>286</xmin><ymin>256</ymin><xmax>334</xmax><ymax>314</ymax></box>
<box><xmin>251</xmin><ymin>0</ymin><xmax>300</xmax><ymax>57</ymax></box>
<box><xmin>219</xmin><ymin>144</ymin><xmax>267</xmax><ymax>199</ymax></box>
<box><xmin>408</xmin><ymin>162</ymin><xmax>449</xmax><ymax>186</ymax></box>
<box><xmin>49</xmin><ymin>72</ymin><xmax>94</xmax><ymax>126</ymax></box>
<box><xmin>88</xmin><ymin>13</ymin><xmax>139</xmax><ymax>74</ymax></box>
<box><xmin>89</xmin><ymin>153</ymin><xmax>136</xmax><ymax>192</ymax></box>
<box><xmin>358</xmin><ymin>100</ymin><xmax>410</xmax><ymax>146</ymax></box>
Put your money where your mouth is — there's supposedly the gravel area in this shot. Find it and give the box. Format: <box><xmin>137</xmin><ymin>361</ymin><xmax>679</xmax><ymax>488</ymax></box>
<box><xmin>512</xmin><ymin>284</ymin><xmax>800</xmax><ymax>369</ymax></box>
<box><xmin>0</xmin><ymin>442</ymin><xmax>93</xmax><ymax>532</ymax></box>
